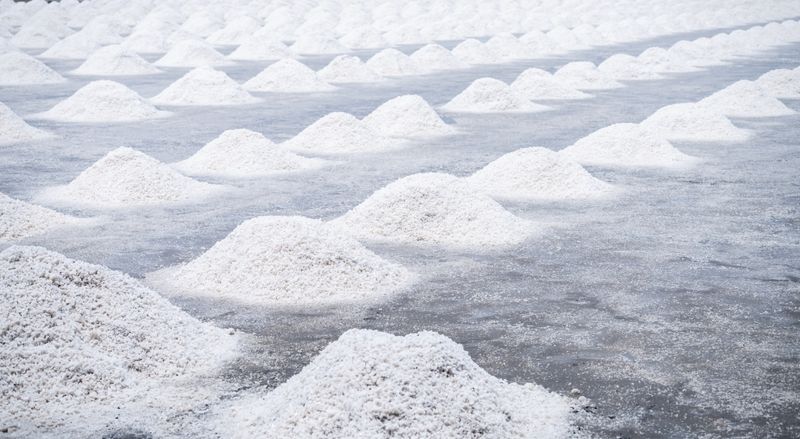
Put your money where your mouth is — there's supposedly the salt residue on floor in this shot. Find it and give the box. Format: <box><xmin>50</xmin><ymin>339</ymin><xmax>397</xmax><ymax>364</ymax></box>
<box><xmin>35</xmin><ymin>80</ymin><xmax>170</xmax><ymax>122</ymax></box>
<box><xmin>151</xmin><ymin>67</ymin><xmax>259</xmax><ymax>106</ymax></box>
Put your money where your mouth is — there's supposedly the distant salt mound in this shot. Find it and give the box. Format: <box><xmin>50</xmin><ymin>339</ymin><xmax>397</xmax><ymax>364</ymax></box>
<box><xmin>410</xmin><ymin>44</ymin><xmax>468</xmax><ymax>71</ymax></box>
<box><xmin>640</xmin><ymin>103</ymin><xmax>752</xmax><ymax>142</ymax></box>
<box><xmin>467</xmin><ymin>147</ymin><xmax>613</xmax><ymax>201</ymax></box>
<box><xmin>154</xmin><ymin>39</ymin><xmax>230</xmax><ymax>67</ymax></box>
<box><xmin>290</xmin><ymin>33</ymin><xmax>346</xmax><ymax>54</ymax></box>
<box><xmin>318</xmin><ymin>55</ymin><xmax>382</xmax><ymax>83</ymax></box>
<box><xmin>180</xmin><ymin>10</ymin><xmax>223</xmax><ymax>37</ymax></box>
<box><xmin>484</xmin><ymin>33</ymin><xmax>536</xmax><ymax>60</ymax></box>
<box><xmin>560</xmin><ymin>123</ymin><xmax>697</xmax><ymax>168</ymax></box>
<box><xmin>0</xmin><ymin>101</ymin><xmax>52</xmax><ymax>145</ymax></box>
<box><xmin>451</xmin><ymin>38</ymin><xmax>501</xmax><ymax>65</ymax></box>
<box><xmin>121</xmin><ymin>29</ymin><xmax>170</xmax><ymax>54</ymax></box>
<box><xmin>0</xmin><ymin>51</ymin><xmax>66</xmax><ymax>85</ymax></box>
<box><xmin>511</xmin><ymin>68</ymin><xmax>592</xmax><ymax>100</ymax></box>
<box><xmin>282</xmin><ymin>112</ymin><xmax>398</xmax><ymax>154</ymax></box>
<box><xmin>697</xmin><ymin>80</ymin><xmax>795</xmax><ymax>117</ymax></box>
<box><xmin>10</xmin><ymin>21</ymin><xmax>66</xmax><ymax>49</ymax></box>
<box><xmin>228</xmin><ymin>36</ymin><xmax>292</xmax><ymax>61</ymax></box>
<box><xmin>553</xmin><ymin>61</ymin><xmax>624</xmax><ymax>90</ymax></box>
<box><xmin>331</xmin><ymin>173</ymin><xmax>536</xmax><ymax>249</ymax></box>
<box><xmin>72</xmin><ymin>45</ymin><xmax>161</xmax><ymax>76</ymax></box>
<box><xmin>174</xmin><ymin>129</ymin><xmax>326</xmax><ymax>177</ymax></box>
<box><xmin>0</xmin><ymin>193</ymin><xmax>76</xmax><ymax>241</ymax></box>
<box><xmin>219</xmin><ymin>329</ymin><xmax>573</xmax><ymax>438</ymax></box>
<box><xmin>362</xmin><ymin>94</ymin><xmax>454</xmax><ymax>138</ymax></box>
<box><xmin>157</xmin><ymin>216</ymin><xmax>411</xmax><ymax>306</ymax></box>
<box><xmin>151</xmin><ymin>67</ymin><xmax>258</xmax><ymax>106</ymax></box>
<box><xmin>206</xmin><ymin>15</ymin><xmax>262</xmax><ymax>45</ymax></box>
<box><xmin>243</xmin><ymin>58</ymin><xmax>336</xmax><ymax>92</ymax></box>
<box><xmin>39</xmin><ymin>30</ymin><xmax>101</xmax><ymax>59</ymax></box>
<box><xmin>365</xmin><ymin>48</ymin><xmax>422</xmax><ymax>76</ymax></box>
<box><xmin>37</xmin><ymin>80</ymin><xmax>168</xmax><ymax>122</ymax></box>
<box><xmin>40</xmin><ymin>147</ymin><xmax>224</xmax><ymax>207</ymax></box>
<box><xmin>441</xmin><ymin>78</ymin><xmax>549</xmax><ymax>113</ymax></box>
<box><xmin>755</xmin><ymin>68</ymin><xmax>800</xmax><ymax>98</ymax></box>
<box><xmin>339</xmin><ymin>26</ymin><xmax>387</xmax><ymax>49</ymax></box>
<box><xmin>636</xmin><ymin>47</ymin><xmax>700</xmax><ymax>73</ymax></box>
<box><xmin>598</xmin><ymin>54</ymin><xmax>662</xmax><ymax>80</ymax></box>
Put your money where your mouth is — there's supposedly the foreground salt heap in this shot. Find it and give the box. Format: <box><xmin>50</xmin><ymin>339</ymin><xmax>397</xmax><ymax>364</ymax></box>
<box><xmin>0</xmin><ymin>193</ymin><xmax>77</xmax><ymax>241</ymax></box>
<box><xmin>362</xmin><ymin>95</ymin><xmax>454</xmax><ymax>138</ymax></box>
<box><xmin>243</xmin><ymin>58</ymin><xmax>336</xmax><ymax>92</ymax></box>
<box><xmin>510</xmin><ymin>68</ymin><xmax>592</xmax><ymax>100</ymax></box>
<box><xmin>220</xmin><ymin>329</ymin><xmax>574</xmax><ymax>438</ymax></box>
<box><xmin>72</xmin><ymin>44</ymin><xmax>162</xmax><ymax>76</ymax></box>
<box><xmin>0</xmin><ymin>51</ymin><xmax>66</xmax><ymax>85</ymax></box>
<box><xmin>697</xmin><ymin>80</ymin><xmax>795</xmax><ymax>117</ymax></box>
<box><xmin>0</xmin><ymin>101</ymin><xmax>52</xmax><ymax>145</ymax></box>
<box><xmin>151</xmin><ymin>67</ymin><xmax>258</xmax><ymax>106</ymax></box>
<box><xmin>282</xmin><ymin>112</ymin><xmax>398</xmax><ymax>154</ymax></box>
<box><xmin>441</xmin><ymin>78</ymin><xmax>549</xmax><ymax>113</ymax></box>
<box><xmin>317</xmin><ymin>55</ymin><xmax>382</xmax><ymax>83</ymax></box>
<box><xmin>36</xmin><ymin>80</ymin><xmax>169</xmax><ymax>122</ymax></box>
<box><xmin>640</xmin><ymin>102</ymin><xmax>752</xmax><ymax>142</ymax></box>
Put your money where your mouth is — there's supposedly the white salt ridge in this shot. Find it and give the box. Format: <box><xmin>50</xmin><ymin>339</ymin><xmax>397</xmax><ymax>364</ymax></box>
<box><xmin>243</xmin><ymin>59</ymin><xmax>336</xmax><ymax>92</ymax></box>
<box><xmin>317</xmin><ymin>55</ymin><xmax>382</xmax><ymax>83</ymax></box>
<box><xmin>40</xmin><ymin>147</ymin><xmax>224</xmax><ymax>208</ymax></box>
<box><xmin>511</xmin><ymin>68</ymin><xmax>592</xmax><ymax>100</ymax></box>
<box><xmin>156</xmin><ymin>216</ymin><xmax>411</xmax><ymax>307</ymax></box>
<box><xmin>755</xmin><ymin>68</ymin><xmax>800</xmax><ymax>98</ymax></box>
<box><xmin>290</xmin><ymin>33</ymin><xmax>346</xmax><ymax>54</ymax></box>
<box><xmin>174</xmin><ymin>129</ymin><xmax>326</xmax><ymax>177</ymax></box>
<box><xmin>228</xmin><ymin>36</ymin><xmax>292</xmax><ymax>61</ymax></box>
<box><xmin>0</xmin><ymin>193</ymin><xmax>76</xmax><ymax>241</ymax></box>
<box><xmin>331</xmin><ymin>173</ymin><xmax>536</xmax><ymax>249</ymax></box>
<box><xmin>697</xmin><ymin>80</ymin><xmax>795</xmax><ymax>117</ymax></box>
<box><xmin>598</xmin><ymin>54</ymin><xmax>663</xmax><ymax>80</ymax></box>
<box><xmin>0</xmin><ymin>51</ymin><xmax>65</xmax><ymax>85</ymax></box>
<box><xmin>362</xmin><ymin>94</ymin><xmax>454</xmax><ymax>138</ymax></box>
<box><xmin>0</xmin><ymin>101</ymin><xmax>52</xmax><ymax>145</ymax></box>
<box><xmin>451</xmin><ymin>38</ymin><xmax>502</xmax><ymax>65</ymax></box>
<box><xmin>282</xmin><ymin>112</ymin><xmax>399</xmax><ymax>154</ymax></box>
<box><xmin>560</xmin><ymin>123</ymin><xmax>698</xmax><ymax>168</ymax></box>
<box><xmin>37</xmin><ymin>80</ymin><xmax>168</xmax><ymax>122</ymax></box>
<box><xmin>365</xmin><ymin>48</ymin><xmax>422</xmax><ymax>76</ymax></box>
<box><xmin>220</xmin><ymin>329</ymin><xmax>573</xmax><ymax>439</ymax></box>
<box><xmin>410</xmin><ymin>44</ymin><xmax>468</xmax><ymax>71</ymax></box>
<box><xmin>467</xmin><ymin>147</ymin><xmax>613</xmax><ymax>201</ymax></box>
<box><xmin>72</xmin><ymin>44</ymin><xmax>161</xmax><ymax>76</ymax></box>
<box><xmin>441</xmin><ymin>78</ymin><xmax>549</xmax><ymax>113</ymax></box>
<box><xmin>154</xmin><ymin>39</ymin><xmax>230</xmax><ymax>67</ymax></box>
<box><xmin>151</xmin><ymin>67</ymin><xmax>258</xmax><ymax>106</ymax></box>
<box><xmin>640</xmin><ymin>102</ymin><xmax>752</xmax><ymax>142</ymax></box>
<box><xmin>553</xmin><ymin>61</ymin><xmax>624</xmax><ymax>90</ymax></box>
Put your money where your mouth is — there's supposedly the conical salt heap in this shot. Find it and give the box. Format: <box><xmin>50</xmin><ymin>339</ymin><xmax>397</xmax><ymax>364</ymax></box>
<box><xmin>72</xmin><ymin>44</ymin><xmax>162</xmax><ymax>76</ymax></box>
<box><xmin>151</xmin><ymin>67</ymin><xmax>259</xmax><ymax>106</ymax></box>
<box><xmin>282</xmin><ymin>112</ymin><xmax>398</xmax><ymax>154</ymax></box>
<box><xmin>243</xmin><ymin>59</ymin><xmax>336</xmax><ymax>92</ymax></box>
<box><xmin>37</xmin><ymin>80</ymin><xmax>169</xmax><ymax>122</ymax></box>
<box><xmin>362</xmin><ymin>95</ymin><xmax>454</xmax><ymax>138</ymax></box>
<box><xmin>640</xmin><ymin>102</ymin><xmax>752</xmax><ymax>142</ymax></box>
<box><xmin>441</xmin><ymin>78</ymin><xmax>549</xmax><ymax>113</ymax></box>
<box><xmin>0</xmin><ymin>101</ymin><xmax>53</xmax><ymax>145</ymax></box>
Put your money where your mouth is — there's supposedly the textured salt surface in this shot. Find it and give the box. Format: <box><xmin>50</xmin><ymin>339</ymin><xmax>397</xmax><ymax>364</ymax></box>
<box><xmin>441</xmin><ymin>78</ymin><xmax>549</xmax><ymax>113</ymax></box>
<box><xmin>640</xmin><ymin>102</ymin><xmax>752</xmax><ymax>142</ymax></box>
<box><xmin>282</xmin><ymin>112</ymin><xmax>398</xmax><ymax>154</ymax></box>
<box><xmin>0</xmin><ymin>101</ymin><xmax>53</xmax><ymax>145</ymax></box>
<box><xmin>362</xmin><ymin>95</ymin><xmax>454</xmax><ymax>138</ymax></box>
<box><xmin>72</xmin><ymin>44</ymin><xmax>162</xmax><ymax>76</ymax></box>
<box><xmin>0</xmin><ymin>193</ymin><xmax>77</xmax><ymax>241</ymax></box>
<box><xmin>151</xmin><ymin>67</ymin><xmax>258</xmax><ymax>106</ymax></box>
<box><xmin>36</xmin><ymin>80</ymin><xmax>169</xmax><ymax>122</ymax></box>
<box><xmin>243</xmin><ymin>58</ymin><xmax>336</xmax><ymax>92</ymax></box>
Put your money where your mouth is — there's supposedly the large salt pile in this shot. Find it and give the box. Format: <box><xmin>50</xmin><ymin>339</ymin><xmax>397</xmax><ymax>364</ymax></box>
<box><xmin>228</xmin><ymin>36</ymin><xmax>292</xmax><ymax>61</ymax></box>
<box><xmin>155</xmin><ymin>216</ymin><xmax>411</xmax><ymax>306</ymax></box>
<box><xmin>0</xmin><ymin>101</ymin><xmax>52</xmax><ymax>145</ymax></box>
<box><xmin>755</xmin><ymin>68</ymin><xmax>800</xmax><ymax>98</ymax></box>
<box><xmin>0</xmin><ymin>246</ymin><xmax>239</xmax><ymax>431</ymax></box>
<box><xmin>553</xmin><ymin>61</ymin><xmax>624</xmax><ymax>90</ymax></box>
<box><xmin>441</xmin><ymin>78</ymin><xmax>549</xmax><ymax>113</ymax></box>
<box><xmin>36</xmin><ymin>80</ymin><xmax>168</xmax><ymax>122</ymax></box>
<box><xmin>365</xmin><ymin>48</ymin><xmax>422</xmax><ymax>76</ymax></box>
<box><xmin>243</xmin><ymin>58</ymin><xmax>336</xmax><ymax>92</ymax></box>
<box><xmin>317</xmin><ymin>55</ymin><xmax>382</xmax><ymax>83</ymax></box>
<box><xmin>72</xmin><ymin>44</ymin><xmax>162</xmax><ymax>76</ymax></box>
<box><xmin>174</xmin><ymin>129</ymin><xmax>326</xmax><ymax>177</ymax></box>
<box><xmin>362</xmin><ymin>94</ymin><xmax>454</xmax><ymax>138</ymax></box>
<box><xmin>282</xmin><ymin>112</ymin><xmax>398</xmax><ymax>154</ymax></box>
<box><xmin>40</xmin><ymin>147</ymin><xmax>224</xmax><ymax>207</ymax></box>
<box><xmin>467</xmin><ymin>147</ymin><xmax>613</xmax><ymax>201</ymax></box>
<box><xmin>560</xmin><ymin>123</ymin><xmax>698</xmax><ymax>168</ymax></box>
<box><xmin>0</xmin><ymin>193</ymin><xmax>76</xmax><ymax>241</ymax></box>
<box><xmin>598</xmin><ymin>53</ymin><xmax>662</xmax><ymax>80</ymax></box>
<box><xmin>640</xmin><ymin>102</ymin><xmax>752</xmax><ymax>142</ymax></box>
<box><xmin>697</xmin><ymin>80</ymin><xmax>795</xmax><ymax>117</ymax></box>
<box><xmin>154</xmin><ymin>39</ymin><xmax>230</xmax><ymax>67</ymax></box>
<box><xmin>451</xmin><ymin>38</ymin><xmax>502</xmax><ymax>65</ymax></box>
<box><xmin>151</xmin><ymin>67</ymin><xmax>258</xmax><ymax>106</ymax></box>
<box><xmin>510</xmin><ymin>68</ymin><xmax>592</xmax><ymax>100</ymax></box>
<box><xmin>331</xmin><ymin>173</ymin><xmax>536</xmax><ymax>249</ymax></box>
<box><xmin>409</xmin><ymin>44</ymin><xmax>468</xmax><ymax>71</ymax></box>
<box><xmin>219</xmin><ymin>329</ymin><xmax>574</xmax><ymax>438</ymax></box>
<box><xmin>0</xmin><ymin>51</ymin><xmax>66</xmax><ymax>85</ymax></box>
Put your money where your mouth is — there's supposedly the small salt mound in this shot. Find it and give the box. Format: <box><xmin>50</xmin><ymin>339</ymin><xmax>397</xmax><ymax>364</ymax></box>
<box><xmin>220</xmin><ymin>329</ymin><xmax>573</xmax><ymax>438</ymax></box>
<box><xmin>441</xmin><ymin>78</ymin><xmax>549</xmax><ymax>113</ymax></box>
<box><xmin>290</xmin><ymin>33</ymin><xmax>346</xmax><ymax>54</ymax></box>
<box><xmin>510</xmin><ymin>68</ymin><xmax>592</xmax><ymax>100</ymax></box>
<box><xmin>180</xmin><ymin>10</ymin><xmax>223</xmax><ymax>37</ymax></box>
<box><xmin>365</xmin><ymin>48</ymin><xmax>422</xmax><ymax>76</ymax></box>
<box><xmin>598</xmin><ymin>54</ymin><xmax>662</xmax><ymax>80</ymax></box>
<box><xmin>121</xmin><ymin>29</ymin><xmax>170</xmax><ymax>54</ymax></box>
<box><xmin>10</xmin><ymin>21</ymin><xmax>66</xmax><ymax>49</ymax></box>
<box><xmin>331</xmin><ymin>173</ymin><xmax>535</xmax><ymax>249</ymax></box>
<box><xmin>636</xmin><ymin>47</ymin><xmax>700</xmax><ymax>73</ymax></box>
<box><xmin>157</xmin><ymin>216</ymin><xmax>411</xmax><ymax>306</ymax></box>
<box><xmin>38</xmin><ymin>30</ymin><xmax>101</xmax><ymax>59</ymax></box>
<box><xmin>560</xmin><ymin>123</ymin><xmax>698</xmax><ymax>168</ymax></box>
<box><xmin>40</xmin><ymin>147</ymin><xmax>224</xmax><ymax>207</ymax></box>
<box><xmin>755</xmin><ymin>68</ymin><xmax>800</xmax><ymax>98</ymax></box>
<box><xmin>553</xmin><ymin>61</ymin><xmax>624</xmax><ymax>90</ymax></box>
<box><xmin>451</xmin><ymin>38</ymin><xmax>502</xmax><ymax>65</ymax></box>
<box><xmin>697</xmin><ymin>80</ymin><xmax>795</xmax><ymax>118</ymax></box>
<box><xmin>339</xmin><ymin>26</ymin><xmax>387</xmax><ymax>49</ymax></box>
<box><xmin>72</xmin><ymin>44</ymin><xmax>161</xmax><ymax>76</ymax></box>
<box><xmin>640</xmin><ymin>102</ymin><xmax>752</xmax><ymax>142</ymax></box>
<box><xmin>0</xmin><ymin>193</ymin><xmax>75</xmax><ymax>241</ymax></box>
<box><xmin>467</xmin><ymin>147</ymin><xmax>613</xmax><ymax>201</ymax></box>
<box><xmin>243</xmin><ymin>58</ymin><xmax>336</xmax><ymax>92</ymax></box>
<box><xmin>174</xmin><ymin>129</ymin><xmax>326</xmax><ymax>177</ymax></box>
<box><xmin>282</xmin><ymin>112</ymin><xmax>398</xmax><ymax>154</ymax></box>
<box><xmin>206</xmin><ymin>15</ymin><xmax>262</xmax><ymax>45</ymax></box>
<box><xmin>0</xmin><ymin>51</ymin><xmax>65</xmax><ymax>85</ymax></box>
<box><xmin>0</xmin><ymin>101</ymin><xmax>52</xmax><ymax>145</ymax></box>
<box><xmin>409</xmin><ymin>44</ymin><xmax>468</xmax><ymax>71</ymax></box>
<box><xmin>362</xmin><ymin>94</ymin><xmax>454</xmax><ymax>138</ymax></box>
<box><xmin>37</xmin><ymin>80</ymin><xmax>168</xmax><ymax>123</ymax></box>
<box><xmin>154</xmin><ymin>39</ymin><xmax>230</xmax><ymax>67</ymax></box>
<box><xmin>317</xmin><ymin>55</ymin><xmax>382</xmax><ymax>83</ymax></box>
<box><xmin>228</xmin><ymin>36</ymin><xmax>292</xmax><ymax>61</ymax></box>
<box><xmin>151</xmin><ymin>67</ymin><xmax>258</xmax><ymax>106</ymax></box>
<box><xmin>484</xmin><ymin>33</ymin><xmax>536</xmax><ymax>60</ymax></box>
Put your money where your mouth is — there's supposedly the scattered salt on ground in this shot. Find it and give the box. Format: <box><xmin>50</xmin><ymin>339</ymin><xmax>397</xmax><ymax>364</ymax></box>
<box><xmin>72</xmin><ymin>44</ymin><xmax>162</xmax><ymax>76</ymax></box>
<box><xmin>173</xmin><ymin>129</ymin><xmax>326</xmax><ymax>177</ymax></box>
<box><xmin>365</xmin><ymin>48</ymin><xmax>422</xmax><ymax>76</ymax></box>
<box><xmin>330</xmin><ymin>173</ymin><xmax>536</xmax><ymax>249</ymax></box>
<box><xmin>154</xmin><ymin>39</ymin><xmax>230</xmax><ymax>67</ymax></box>
<box><xmin>640</xmin><ymin>102</ymin><xmax>752</xmax><ymax>142</ymax></box>
<box><xmin>466</xmin><ymin>147</ymin><xmax>613</xmax><ymax>201</ymax></box>
<box><xmin>598</xmin><ymin>53</ymin><xmax>662</xmax><ymax>80</ymax></box>
<box><xmin>409</xmin><ymin>44</ymin><xmax>469</xmax><ymax>71</ymax></box>
<box><xmin>218</xmin><ymin>329</ymin><xmax>574</xmax><ymax>439</ymax></box>
<box><xmin>243</xmin><ymin>58</ymin><xmax>336</xmax><ymax>92</ymax></box>
<box><xmin>510</xmin><ymin>68</ymin><xmax>592</xmax><ymax>100</ymax></box>
<box><xmin>560</xmin><ymin>123</ymin><xmax>698</xmax><ymax>168</ymax></box>
<box><xmin>228</xmin><ymin>36</ymin><xmax>292</xmax><ymax>61</ymax></box>
<box><xmin>36</xmin><ymin>80</ymin><xmax>169</xmax><ymax>122</ymax></box>
<box><xmin>152</xmin><ymin>216</ymin><xmax>411</xmax><ymax>307</ymax></box>
<box><xmin>39</xmin><ymin>147</ymin><xmax>225</xmax><ymax>208</ymax></box>
<box><xmin>317</xmin><ymin>55</ymin><xmax>382</xmax><ymax>83</ymax></box>
<box><xmin>553</xmin><ymin>61</ymin><xmax>624</xmax><ymax>90</ymax></box>
<box><xmin>441</xmin><ymin>78</ymin><xmax>549</xmax><ymax>113</ymax></box>
<box><xmin>0</xmin><ymin>101</ymin><xmax>53</xmax><ymax>145</ymax></box>
<box><xmin>0</xmin><ymin>193</ymin><xmax>77</xmax><ymax>241</ymax></box>
<box><xmin>362</xmin><ymin>94</ymin><xmax>454</xmax><ymax>138</ymax></box>
<box><xmin>755</xmin><ymin>68</ymin><xmax>800</xmax><ymax>98</ymax></box>
<box><xmin>151</xmin><ymin>67</ymin><xmax>258</xmax><ymax>106</ymax></box>
<box><xmin>290</xmin><ymin>33</ymin><xmax>347</xmax><ymax>54</ymax></box>
<box><xmin>697</xmin><ymin>80</ymin><xmax>796</xmax><ymax>117</ymax></box>
<box><xmin>0</xmin><ymin>51</ymin><xmax>66</xmax><ymax>85</ymax></box>
<box><xmin>451</xmin><ymin>38</ymin><xmax>502</xmax><ymax>65</ymax></box>
<box><xmin>282</xmin><ymin>112</ymin><xmax>399</xmax><ymax>154</ymax></box>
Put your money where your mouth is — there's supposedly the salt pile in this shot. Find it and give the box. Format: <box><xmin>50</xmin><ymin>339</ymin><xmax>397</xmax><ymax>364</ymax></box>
<box><xmin>0</xmin><ymin>51</ymin><xmax>66</xmax><ymax>85</ymax></box>
<box><xmin>174</xmin><ymin>129</ymin><xmax>326</xmax><ymax>177</ymax></box>
<box><xmin>636</xmin><ymin>47</ymin><xmax>700</xmax><ymax>73</ymax></box>
<box><xmin>697</xmin><ymin>80</ymin><xmax>795</xmax><ymax>117</ymax></box>
<box><xmin>467</xmin><ymin>147</ymin><xmax>613</xmax><ymax>201</ymax></box>
<box><xmin>362</xmin><ymin>94</ymin><xmax>454</xmax><ymax>138</ymax></box>
<box><xmin>228</xmin><ymin>36</ymin><xmax>292</xmax><ymax>61</ymax></box>
<box><xmin>484</xmin><ymin>33</ymin><xmax>536</xmax><ymax>60</ymax></box>
<box><xmin>40</xmin><ymin>147</ymin><xmax>224</xmax><ymax>207</ymax></box>
<box><xmin>10</xmin><ymin>20</ymin><xmax>67</xmax><ymax>49</ymax></box>
<box><xmin>755</xmin><ymin>68</ymin><xmax>800</xmax><ymax>98</ymax></box>
<box><xmin>510</xmin><ymin>68</ymin><xmax>592</xmax><ymax>100</ymax></box>
<box><xmin>219</xmin><ymin>329</ymin><xmax>573</xmax><ymax>438</ymax></box>
<box><xmin>365</xmin><ymin>48</ymin><xmax>422</xmax><ymax>76</ymax></box>
<box><xmin>560</xmin><ymin>123</ymin><xmax>698</xmax><ymax>168</ymax></box>
<box><xmin>640</xmin><ymin>102</ymin><xmax>752</xmax><ymax>142</ymax></box>
<box><xmin>155</xmin><ymin>216</ymin><xmax>411</xmax><ymax>306</ymax></box>
<box><xmin>317</xmin><ymin>55</ymin><xmax>382</xmax><ymax>83</ymax></box>
<box><xmin>151</xmin><ymin>67</ymin><xmax>258</xmax><ymax>106</ymax></box>
<box><xmin>0</xmin><ymin>101</ymin><xmax>52</xmax><ymax>145</ymax></box>
<box><xmin>553</xmin><ymin>61</ymin><xmax>624</xmax><ymax>90</ymax></box>
<box><xmin>598</xmin><ymin>54</ymin><xmax>662</xmax><ymax>80</ymax></box>
<box><xmin>409</xmin><ymin>44</ymin><xmax>468</xmax><ymax>71</ymax></box>
<box><xmin>38</xmin><ymin>30</ymin><xmax>101</xmax><ymax>59</ymax></box>
<box><xmin>206</xmin><ymin>15</ymin><xmax>262</xmax><ymax>46</ymax></box>
<box><xmin>339</xmin><ymin>26</ymin><xmax>387</xmax><ymax>49</ymax></box>
<box><xmin>290</xmin><ymin>33</ymin><xmax>346</xmax><ymax>54</ymax></box>
<box><xmin>282</xmin><ymin>112</ymin><xmax>398</xmax><ymax>154</ymax></box>
<box><xmin>451</xmin><ymin>38</ymin><xmax>502</xmax><ymax>65</ymax></box>
<box><xmin>0</xmin><ymin>193</ymin><xmax>75</xmax><ymax>241</ymax></box>
<box><xmin>72</xmin><ymin>44</ymin><xmax>162</xmax><ymax>76</ymax></box>
<box><xmin>243</xmin><ymin>59</ymin><xmax>336</xmax><ymax>92</ymax></box>
<box><xmin>441</xmin><ymin>78</ymin><xmax>549</xmax><ymax>113</ymax></box>
<box><xmin>330</xmin><ymin>173</ymin><xmax>536</xmax><ymax>249</ymax></box>
<box><xmin>154</xmin><ymin>39</ymin><xmax>230</xmax><ymax>67</ymax></box>
<box><xmin>180</xmin><ymin>10</ymin><xmax>223</xmax><ymax>37</ymax></box>
<box><xmin>121</xmin><ymin>29</ymin><xmax>170</xmax><ymax>54</ymax></box>
<box><xmin>36</xmin><ymin>80</ymin><xmax>168</xmax><ymax>122</ymax></box>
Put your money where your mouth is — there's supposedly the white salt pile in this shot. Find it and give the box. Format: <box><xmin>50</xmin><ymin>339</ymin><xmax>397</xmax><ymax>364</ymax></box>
<box><xmin>243</xmin><ymin>59</ymin><xmax>336</xmax><ymax>92</ymax></box>
<box><xmin>0</xmin><ymin>101</ymin><xmax>52</xmax><ymax>145</ymax></box>
<box><xmin>154</xmin><ymin>39</ymin><xmax>230</xmax><ymax>67</ymax></box>
<box><xmin>441</xmin><ymin>78</ymin><xmax>549</xmax><ymax>113</ymax></box>
<box><xmin>451</xmin><ymin>38</ymin><xmax>502</xmax><ymax>65</ymax></box>
<box><xmin>39</xmin><ymin>147</ymin><xmax>224</xmax><ymax>208</ymax></box>
<box><xmin>290</xmin><ymin>33</ymin><xmax>347</xmax><ymax>54</ymax></box>
<box><xmin>467</xmin><ymin>147</ymin><xmax>613</xmax><ymax>201</ymax></box>
<box><xmin>697</xmin><ymin>80</ymin><xmax>795</xmax><ymax>117</ymax></box>
<box><xmin>560</xmin><ymin>123</ymin><xmax>698</xmax><ymax>168</ymax></box>
<box><xmin>598</xmin><ymin>54</ymin><xmax>662</xmax><ymax>80</ymax></box>
<box><xmin>151</xmin><ymin>67</ymin><xmax>258</xmax><ymax>106</ymax></box>
<box><xmin>636</xmin><ymin>47</ymin><xmax>700</xmax><ymax>73</ymax></box>
<box><xmin>282</xmin><ymin>112</ymin><xmax>398</xmax><ymax>154</ymax></box>
<box><xmin>755</xmin><ymin>68</ymin><xmax>800</xmax><ymax>98</ymax></box>
<box><xmin>317</xmin><ymin>55</ymin><xmax>382</xmax><ymax>83</ymax></box>
<box><xmin>174</xmin><ymin>129</ymin><xmax>326</xmax><ymax>177</ymax></box>
<box><xmin>121</xmin><ymin>29</ymin><xmax>170</xmax><ymax>54</ymax></box>
<box><xmin>219</xmin><ymin>329</ymin><xmax>574</xmax><ymax>439</ymax></box>
<box><xmin>0</xmin><ymin>193</ymin><xmax>76</xmax><ymax>241</ymax></box>
<box><xmin>330</xmin><ymin>173</ymin><xmax>536</xmax><ymax>249</ymax></box>
<box><xmin>36</xmin><ymin>80</ymin><xmax>169</xmax><ymax>122</ymax></box>
<box><xmin>72</xmin><ymin>44</ymin><xmax>162</xmax><ymax>76</ymax></box>
<box><xmin>510</xmin><ymin>68</ymin><xmax>592</xmax><ymax>100</ymax></box>
<box><xmin>339</xmin><ymin>26</ymin><xmax>387</xmax><ymax>49</ymax></box>
<box><xmin>362</xmin><ymin>94</ymin><xmax>454</xmax><ymax>138</ymax></box>
<box><xmin>38</xmin><ymin>30</ymin><xmax>101</xmax><ymax>59</ymax></box>
<box><xmin>409</xmin><ymin>44</ymin><xmax>468</xmax><ymax>71</ymax></box>
<box><xmin>228</xmin><ymin>36</ymin><xmax>292</xmax><ymax>61</ymax></box>
<box><xmin>553</xmin><ymin>61</ymin><xmax>624</xmax><ymax>90</ymax></box>
<box><xmin>484</xmin><ymin>33</ymin><xmax>536</xmax><ymax>60</ymax></box>
<box><xmin>365</xmin><ymin>48</ymin><xmax>422</xmax><ymax>76</ymax></box>
<box><xmin>640</xmin><ymin>102</ymin><xmax>752</xmax><ymax>142</ymax></box>
<box><xmin>0</xmin><ymin>51</ymin><xmax>66</xmax><ymax>85</ymax></box>
<box><xmin>154</xmin><ymin>216</ymin><xmax>411</xmax><ymax>307</ymax></box>
<box><xmin>206</xmin><ymin>15</ymin><xmax>262</xmax><ymax>46</ymax></box>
